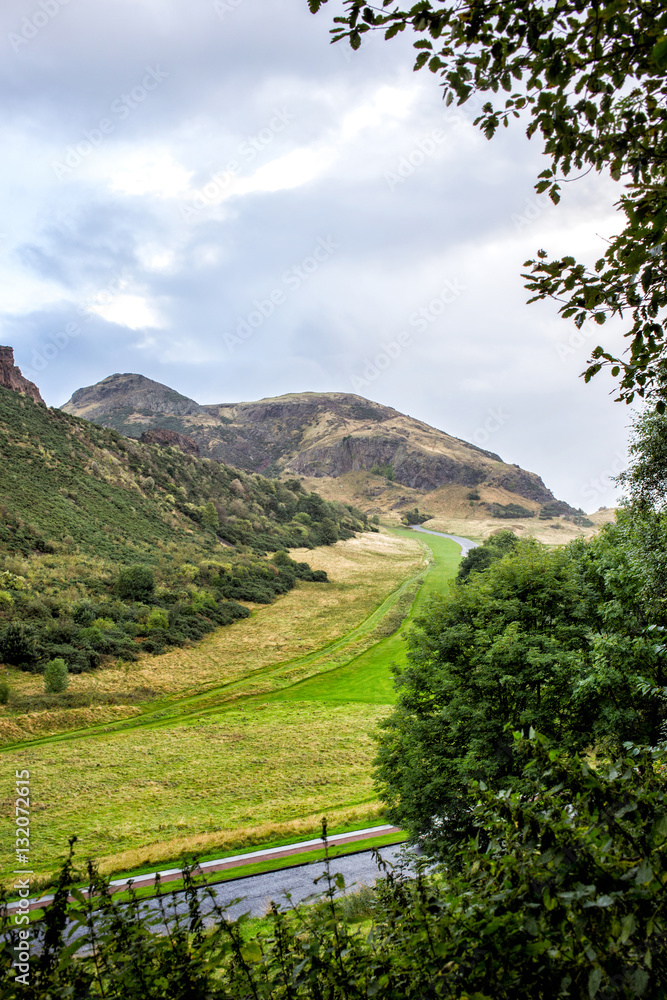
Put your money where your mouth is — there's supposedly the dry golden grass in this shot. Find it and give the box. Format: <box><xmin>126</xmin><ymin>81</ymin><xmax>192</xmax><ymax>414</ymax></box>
<box><xmin>2</xmin><ymin>531</ymin><xmax>424</xmax><ymax>710</ymax></box>
<box><xmin>423</xmin><ymin>510</ymin><xmax>616</xmax><ymax>545</ymax></box>
<box><xmin>90</xmin><ymin>803</ymin><xmax>387</xmax><ymax>881</ymax></box>
<box><xmin>0</xmin><ymin>705</ymin><xmax>141</xmax><ymax>744</ymax></box>
<box><xmin>0</xmin><ymin>700</ymin><xmax>389</xmax><ymax>890</ymax></box>
<box><xmin>297</xmin><ymin>473</ymin><xmax>615</xmax><ymax>545</ymax></box>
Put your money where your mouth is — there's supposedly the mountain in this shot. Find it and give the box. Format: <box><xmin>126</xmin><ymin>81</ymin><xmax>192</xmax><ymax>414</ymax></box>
<box><xmin>62</xmin><ymin>375</ymin><xmax>575</xmax><ymax>526</ymax></box>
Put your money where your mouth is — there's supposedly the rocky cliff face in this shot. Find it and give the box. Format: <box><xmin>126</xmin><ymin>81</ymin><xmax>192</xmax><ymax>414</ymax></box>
<box><xmin>0</xmin><ymin>347</ymin><xmax>44</xmax><ymax>405</ymax></box>
<box><xmin>61</xmin><ymin>379</ymin><xmax>566</xmax><ymax>509</ymax></box>
<box><xmin>140</xmin><ymin>428</ymin><xmax>200</xmax><ymax>456</ymax></box>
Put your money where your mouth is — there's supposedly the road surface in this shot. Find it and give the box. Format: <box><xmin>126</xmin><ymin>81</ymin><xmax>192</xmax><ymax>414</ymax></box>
<box><xmin>409</xmin><ymin>524</ymin><xmax>478</xmax><ymax>554</ymax></box>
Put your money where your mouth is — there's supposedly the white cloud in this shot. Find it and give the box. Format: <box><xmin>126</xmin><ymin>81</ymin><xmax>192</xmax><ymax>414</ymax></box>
<box><xmin>108</xmin><ymin>150</ymin><xmax>193</xmax><ymax>198</ymax></box>
<box><xmin>88</xmin><ymin>294</ymin><xmax>162</xmax><ymax>329</ymax></box>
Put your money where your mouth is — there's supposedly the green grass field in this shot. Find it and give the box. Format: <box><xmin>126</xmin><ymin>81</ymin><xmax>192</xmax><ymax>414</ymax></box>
<box><xmin>271</xmin><ymin>531</ymin><xmax>460</xmax><ymax>704</ymax></box>
<box><xmin>1</xmin><ymin>529</ymin><xmax>462</xmax><ymax>892</ymax></box>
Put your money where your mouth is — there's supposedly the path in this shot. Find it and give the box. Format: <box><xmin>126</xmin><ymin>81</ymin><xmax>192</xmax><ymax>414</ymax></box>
<box><xmin>409</xmin><ymin>525</ymin><xmax>478</xmax><ymax>554</ymax></box>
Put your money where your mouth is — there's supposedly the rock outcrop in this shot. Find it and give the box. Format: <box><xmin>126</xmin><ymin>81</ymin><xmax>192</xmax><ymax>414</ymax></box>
<box><xmin>140</xmin><ymin>428</ymin><xmax>200</xmax><ymax>456</ymax></box>
<box><xmin>0</xmin><ymin>347</ymin><xmax>44</xmax><ymax>405</ymax></box>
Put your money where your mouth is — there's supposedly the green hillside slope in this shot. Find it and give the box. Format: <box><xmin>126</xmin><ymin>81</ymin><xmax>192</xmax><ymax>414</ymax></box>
<box><xmin>0</xmin><ymin>387</ymin><xmax>372</xmax><ymax>674</ymax></box>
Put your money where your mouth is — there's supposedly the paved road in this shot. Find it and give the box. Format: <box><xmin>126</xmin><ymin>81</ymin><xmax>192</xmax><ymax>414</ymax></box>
<box><xmin>148</xmin><ymin>843</ymin><xmax>408</xmax><ymax>926</ymax></box>
<box><xmin>409</xmin><ymin>524</ymin><xmax>478</xmax><ymax>554</ymax></box>
<box><xmin>59</xmin><ymin>845</ymin><xmax>411</xmax><ymax>946</ymax></box>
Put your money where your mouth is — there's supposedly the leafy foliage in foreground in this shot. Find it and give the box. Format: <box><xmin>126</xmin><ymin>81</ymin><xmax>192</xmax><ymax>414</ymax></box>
<box><xmin>0</xmin><ymin>388</ymin><xmax>372</xmax><ymax>673</ymax></box>
<box><xmin>2</xmin><ymin>738</ymin><xmax>665</xmax><ymax>999</ymax></box>
<box><xmin>309</xmin><ymin>0</ymin><xmax>667</xmax><ymax>406</ymax></box>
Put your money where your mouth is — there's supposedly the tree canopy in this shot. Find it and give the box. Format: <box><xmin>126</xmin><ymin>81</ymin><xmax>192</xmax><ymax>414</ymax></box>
<box><xmin>374</xmin><ymin>529</ymin><xmax>666</xmax><ymax>854</ymax></box>
<box><xmin>309</xmin><ymin>0</ymin><xmax>667</xmax><ymax>408</ymax></box>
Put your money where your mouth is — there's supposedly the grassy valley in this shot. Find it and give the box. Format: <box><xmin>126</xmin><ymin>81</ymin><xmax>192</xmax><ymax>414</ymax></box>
<box><xmin>0</xmin><ymin>522</ymin><xmax>455</xmax><ymax>892</ymax></box>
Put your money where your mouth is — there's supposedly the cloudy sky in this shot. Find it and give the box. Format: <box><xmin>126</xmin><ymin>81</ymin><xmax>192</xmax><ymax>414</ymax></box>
<box><xmin>1</xmin><ymin>0</ymin><xmax>633</xmax><ymax>509</ymax></box>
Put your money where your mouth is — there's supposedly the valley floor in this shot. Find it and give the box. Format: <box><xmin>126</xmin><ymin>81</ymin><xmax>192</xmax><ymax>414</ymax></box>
<box><xmin>0</xmin><ymin>529</ymin><xmax>461</xmax><ymax>893</ymax></box>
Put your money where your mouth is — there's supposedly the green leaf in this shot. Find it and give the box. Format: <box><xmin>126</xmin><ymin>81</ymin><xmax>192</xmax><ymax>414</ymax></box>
<box><xmin>588</xmin><ymin>967</ymin><xmax>603</xmax><ymax>998</ymax></box>
<box><xmin>241</xmin><ymin>941</ymin><xmax>262</xmax><ymax>963</ymax></box>
<box><xmin>650</xmin><ymin>37</ymin><xmax>667</xmax><ymax>69</ymax></box>
<box><xmin>620</xmin><ymin>914</ymin><xmax>636</xmax><ymax>944</ymax></box>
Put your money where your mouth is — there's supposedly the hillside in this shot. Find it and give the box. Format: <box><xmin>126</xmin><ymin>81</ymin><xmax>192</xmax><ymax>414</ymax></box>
<box><xmin>62</xmin><ymin>375</ymin><xmax>587</xmax><ymax>535</ymax></box>
<box><xmin>0</xmin><ymin>384</ymin><xmax>372</xmax><ymax>673</ymax></box>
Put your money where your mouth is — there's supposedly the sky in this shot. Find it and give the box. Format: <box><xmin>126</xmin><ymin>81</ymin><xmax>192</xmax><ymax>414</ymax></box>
<box><xmin>1</xmin><ymin>0</ymin><xmax>634</xmax><ymax>510</ymax></box>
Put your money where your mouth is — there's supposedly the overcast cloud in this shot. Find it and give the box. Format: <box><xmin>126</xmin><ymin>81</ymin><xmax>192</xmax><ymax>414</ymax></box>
<box><xmin>0</xmin><ymin>0</ymin><xmax>633</xmax><ymax>509</ymax></box>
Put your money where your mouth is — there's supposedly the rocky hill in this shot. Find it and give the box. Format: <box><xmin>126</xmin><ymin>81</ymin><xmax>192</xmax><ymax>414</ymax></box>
<box><xmin>0</xmin><ymin>346</ymin><xmax>44</xmax><ymax>405</ymax></box>
<box><xmin>62</xmin><ymin>376</ymin><xmax>577</xmax><ymax>533</ymax></box>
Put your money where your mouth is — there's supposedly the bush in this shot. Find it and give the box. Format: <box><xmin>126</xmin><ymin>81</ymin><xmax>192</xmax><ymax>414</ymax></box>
<box><xmin>115</xmin><ymin>565</ymin><xmax>155</xmax><ymax>601</ymax></box>
<box><xmin>4</xmin><ymin>744</ymin><xmax>665</xmax><ymax>998</ymax></box>
<box><xmin>0</xmin><ymin>680</ymin><xmax>9</xmax><ymax>704</ymax></box>
<box><xmin>43</xmin><ymin>657</ymin><xmax>69</xmax><ymax>693</ymax></box>
<box><xmin>146</xmin><ymin>608</ymin><xmax>169</xmax><ymax>631</ymax></box>
<box><xmin>486</xmin><ymin>502</ymin><xmax>535</xmax><ymax>519</ymax></box>
<box><xmin>401</xmin><ymin>507</ymin><xmax>431</xmax><ymax>525</ymax></box>
<box><xmin>0</xmin><ymin>624</ymin><xmax>37</xmax><ymax>667</ymax></box>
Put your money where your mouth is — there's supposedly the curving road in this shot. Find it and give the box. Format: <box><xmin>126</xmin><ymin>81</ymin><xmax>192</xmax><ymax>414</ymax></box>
<box><xmin>142</xmin><ymin>843</ymin><xmax>409</xmax><ymax>928</ymax></box>
<box><xmin>409</xmin><ymin>524</ymin><xmax>478</xmax><ymax>555</ymax></box>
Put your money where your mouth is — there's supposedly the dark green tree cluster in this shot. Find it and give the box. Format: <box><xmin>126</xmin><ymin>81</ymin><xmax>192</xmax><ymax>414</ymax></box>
<box><xmin>376</xmin><ymin>421</ymin><xmax>667</xmax><ymax>854</ymax></box>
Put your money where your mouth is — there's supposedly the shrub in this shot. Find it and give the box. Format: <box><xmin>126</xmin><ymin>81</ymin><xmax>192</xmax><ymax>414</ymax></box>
<box><xmin>44</xmin><ymin>657</ymin><xmax>69</xmax><ymax>693</ymax></box>
<box><xmin>0</xmin><ymin>624</ymin><xmax>37</xmax><ymax>667</ymax></box>
<box><xmin>401</xmin><ymin>507</ymin><xmax>431</xmax><ymax>525</ymax></box>
<box><xmin>0</xmin><ymin>680</ymin><xmax>9</xmax><ymax>704</ymax></box>
<box><xmin>115</xmin><ymin>565</ymin><xmax>155</xmax><ymax>601</ymax></box>
<box><xmin>146</xmin><ymin>608</ymin><xmax>169</xmax><ymax>631</ymax></box>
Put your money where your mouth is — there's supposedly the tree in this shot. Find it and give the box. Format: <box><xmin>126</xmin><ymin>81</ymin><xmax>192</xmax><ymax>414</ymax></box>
<box><xmin>115</xmin><ymin>565</ymin><xmax>155</xmax><ymax>602</ymax></box>
<box><xmin>44</xmin><ymin>657</ymin><xmax>69</xmax><ymax>693</ymax></box>
<box><xmin>375</xmin><ymin>538</ymin><xmax>665</xmax><ymax>854</ymax></box>
<box><xmin>0</xmin><ymin>623</ymin><xmax>37</xmax><ymax>668</ymax></box>
<box><xmin>456</xmin><ymin>527</ymin><xmax>517</xmax><ymax>581</ymax></box>
<box><xmin>309</xmin><ymin>0</ymin><xmax>667</xmax><ymax>407</ymax></box>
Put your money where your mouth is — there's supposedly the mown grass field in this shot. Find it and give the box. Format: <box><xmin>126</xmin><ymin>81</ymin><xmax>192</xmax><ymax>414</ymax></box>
<box><xmin>272</xmin><ymin>530</ymin><xmax>461</xmax><ymax>704</ymax></box>
<box><xmin>0</xmin><ymin>531</ymin><xmax>426</xmax><ymax>732</ymax></box>
<box><xmin>0</xmin><ymin>529</ymin><xmax>461</xmax><ymax>892</ymax></box>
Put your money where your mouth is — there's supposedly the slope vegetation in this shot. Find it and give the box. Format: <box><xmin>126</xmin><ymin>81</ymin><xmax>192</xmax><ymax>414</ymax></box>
<box><xmin>0</xmin><ymin>386</ymin><xmax>372</xmax><ymax>674</ymax></box>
